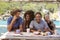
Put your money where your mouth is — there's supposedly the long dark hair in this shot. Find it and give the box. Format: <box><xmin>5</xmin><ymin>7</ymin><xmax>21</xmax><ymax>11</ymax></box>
<box><xmin>24</xmin><ymin>10</ymin><xmax>34</xmax><ymax>28</ymax></box>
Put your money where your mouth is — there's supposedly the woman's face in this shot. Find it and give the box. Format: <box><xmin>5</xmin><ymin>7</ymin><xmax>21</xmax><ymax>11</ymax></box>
<box><xmin>35</xmin><ymin>14</ymin><xmax>42</xmax><ymax>23</ymax></box>
<box><xmin>25</xmin><ymin>14</ymin><xmax>30</xmax><ymax>21</ymax></box>
<box><xmin>45</xmin><ymin>15</ymin><xmax>50</xmax><ymax>21</ymax></box>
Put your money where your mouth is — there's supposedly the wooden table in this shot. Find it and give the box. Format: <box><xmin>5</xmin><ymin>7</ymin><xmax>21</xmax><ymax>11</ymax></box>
<box><xmin>0</xmin><ymin>32</ymin><xmax>60</xmax><ymax>40</ymax></box>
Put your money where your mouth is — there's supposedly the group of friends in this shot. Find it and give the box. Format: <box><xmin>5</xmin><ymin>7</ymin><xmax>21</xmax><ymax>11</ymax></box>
<box><xmin>7</xmin><ymin>9</ymin><xmax>55</xmax><ymax>35</ymax></box>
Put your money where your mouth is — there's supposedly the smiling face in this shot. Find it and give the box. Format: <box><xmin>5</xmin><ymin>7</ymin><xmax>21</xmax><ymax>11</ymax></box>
<box><xmin>25</xmin><ymin>14</ymin><xmax>30</xmax><ymax>21</ymax></box>
<box><xmin>44</xmin><ymin>14</ymin><xmax>50</xmax><ymax>21</ymax></box>
<box><xmin>35</xmin><ymin>14</ymin><xmax>42</xmax><ymax>23</ymax></box>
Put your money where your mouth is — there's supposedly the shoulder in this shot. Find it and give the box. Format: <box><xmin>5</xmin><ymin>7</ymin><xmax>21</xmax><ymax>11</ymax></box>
<box><xmin>41</xmin><ymin>20</ymin><xmax>46</xmax><ymax>23</ymax></box>
<box><xmin>50</xmin><ymin>20</ymin><xmax>53</xmax><ymax>23</ymax></box>
<box><xmin>7</xmin><ymin>16</ymin><xmax>13</xmax><ymax>21</ymax></box>
<box><xmin>19</xmin><ymin>17</ymin><xmax>23</xmax><ymax>20</ymax></box>
<box><xmin>50</xmin><ymin>20</ymin><xmax>55</xmax><ymax>25</ymax></box>
<box><xmin>8</xmin><ymin>16</ymin><xmax>13</xmax><ymax>19</ymax></box>
<box><xmin>31</xmin><ymin>20</ymin><xmax>35</xmax><ymax>23</ymax></box>
<box><xmin>19</xmin><ymin>17</ymin><xmax>24</xmax><ymax>22</ymax></box>
<box><xmin>41</xmin><ymin>20</ymin><xmax>47</xmax><ymax>24</ymax></box>
<box><xmin>7</xmin><ymin>16</ymin><xmax>13</xmax><ymax>24</ymax></box>
<box><xmin>30</xmin><ymin>20</ymin><xmax>35</xmax><ymax>24</ymax></box>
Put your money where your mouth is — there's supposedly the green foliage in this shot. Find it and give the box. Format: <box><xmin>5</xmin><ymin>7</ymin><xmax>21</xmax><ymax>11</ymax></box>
<box><xmin>0</xmin><ymin>2</ymin><xmax>58</xmax><ymax>15</ymax></box>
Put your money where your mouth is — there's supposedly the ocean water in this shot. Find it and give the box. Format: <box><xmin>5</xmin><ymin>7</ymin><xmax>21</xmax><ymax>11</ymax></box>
<box><xmin>53</xmin><ymin>21</ymin><xmax>60</xmax><ymax>26</ymax></box>
<box><xmin>0</xmin><ymin>20</ymin><xmax>7</xmax><ymax>25</ymax></box>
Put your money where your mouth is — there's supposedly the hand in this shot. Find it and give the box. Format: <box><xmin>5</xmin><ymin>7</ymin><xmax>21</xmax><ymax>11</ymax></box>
<box><xmin>37</xmin><ymin>29</ymin><xmax>41</xmax><ymax>32</ymax></box>
<box><xmin>30</xmin><ymin>30</ymin><xmax>35</xmax><ymax>32</ymax></box>
<box><xmin>12</xmin><ymin>16</ymin><xmax>18</xmax><ymax>21</ymax></box>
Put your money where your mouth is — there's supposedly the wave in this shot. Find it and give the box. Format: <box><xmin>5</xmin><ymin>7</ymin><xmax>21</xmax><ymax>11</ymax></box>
<box><xmin>0</xmin><ymin>25</ymin><xmax>7</xmax><ymax>27</ymax></box>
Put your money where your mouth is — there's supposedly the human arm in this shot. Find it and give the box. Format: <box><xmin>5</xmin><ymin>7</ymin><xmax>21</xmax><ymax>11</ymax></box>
<box><xmin>7</xmin><ymin>16</ymin><xmax>17</xmax><ymax>32</ymax></box>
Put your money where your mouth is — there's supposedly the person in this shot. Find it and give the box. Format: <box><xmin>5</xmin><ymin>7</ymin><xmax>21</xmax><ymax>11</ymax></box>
<box><xmin>7</xmin><ymin>9</ymin><xmax>23</xmax><ymax>32</ymax></box>
<box><xmin>44</xmin><ymin>14</ymin><xmax>55</xmax><ymax>34</ymax></box>
<box><xmin>23</xmin><ymin>10</ymin><xmax>34</xmax><ymax>32</ymax></box>
<box><xmin>30</xmin><ymin>12</ymin><xmax>49</xmax><ymax>32</ymax></box>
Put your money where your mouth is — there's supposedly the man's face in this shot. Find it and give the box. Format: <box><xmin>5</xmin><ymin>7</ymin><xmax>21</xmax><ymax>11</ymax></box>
<box><xmin>16</xmin><ymin>12</ymin><xmax>20</xmax><ymax>17</ymax></box>
<box><xmin>35</xmin><ymin>14</ymin><xmax>42</xmax><ymax>23</ymax></box>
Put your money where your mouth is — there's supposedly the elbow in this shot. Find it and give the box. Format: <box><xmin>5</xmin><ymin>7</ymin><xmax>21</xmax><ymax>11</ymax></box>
<box><xmin>7</xmin><ymin>26</ymin><xmax>11</xmax><ymax>32</ymax></box>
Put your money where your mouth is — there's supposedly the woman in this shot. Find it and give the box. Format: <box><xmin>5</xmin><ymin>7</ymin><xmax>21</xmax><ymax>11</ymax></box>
<box><xmin>23</xmin><ymin>10</ymin><xmax>34</xmax><ymax>32</ymax></box>
<box><xmin>44</xmin><ymin>14</ymin><xmax>55</xmax><ymax>34</ymax></box>
<box><xmin>7</xmin><ymin>9</ymin><xmax>23</xmax><ymax>32</ymax></box>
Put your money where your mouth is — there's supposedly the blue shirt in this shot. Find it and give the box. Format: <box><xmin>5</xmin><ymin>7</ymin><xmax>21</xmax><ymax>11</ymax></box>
<box><xmin>7</xmin><ymin>16</ymin><xmax>23</xmax><ymax>31</ymax></box>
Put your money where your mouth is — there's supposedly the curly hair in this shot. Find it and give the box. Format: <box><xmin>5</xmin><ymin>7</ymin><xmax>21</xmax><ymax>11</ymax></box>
<box><xmin>23</xmin><ymin>10</ymin><xmax>35</xmax><ymax>30</ymax></box>
<box><xmin>10</xmin><ymin>9</ymin><xmax>22</xmax><ymax>16</ymax></box>
<box><xmin>24</xmin><ymin>10</ymin><xmax>34</xmax><ymax>21</ymax></box>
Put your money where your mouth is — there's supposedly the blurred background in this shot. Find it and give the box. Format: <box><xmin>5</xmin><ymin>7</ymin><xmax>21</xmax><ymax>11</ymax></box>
<box><xmin>0</xmin><ymin>0</ymin><xmax>60</xmax><ymax>36</ymax></box>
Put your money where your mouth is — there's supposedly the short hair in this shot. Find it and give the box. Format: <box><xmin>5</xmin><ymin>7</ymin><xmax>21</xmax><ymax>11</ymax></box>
<box><xmin>24</xmin><ymin>10</ymin><xmax>34</xmax><ymax>21</ymax></box>
<box><xmin>10</xmin><ymin>9</ymin><xmax>22</xmax><ymax>16</ymax></box>
<box><xmin>35</xmin><ymin>12</ymin><xmax>42</xmax><ymax>17</ymax></box>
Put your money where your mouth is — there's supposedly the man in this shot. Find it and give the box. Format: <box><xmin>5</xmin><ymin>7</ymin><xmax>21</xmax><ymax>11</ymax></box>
<box><xmin>30</xmin><ymin>12</ymin><xmax>49</xmax><ymax>32</ymax></box>
<box><xmin>7</xmin><ymin>9</ymin><xmax>23</xmax><ymax>32</ymax></box>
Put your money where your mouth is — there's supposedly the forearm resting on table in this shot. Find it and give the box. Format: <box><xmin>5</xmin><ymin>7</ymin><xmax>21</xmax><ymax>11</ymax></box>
<box><xmin>19</xmin><ymin>25</ymin><xmax>23</xmax><ymax>32</ymax></box>
<box><xmin>47</xmin><ymin>27</ymin><xmax>55</xmax><ymax>33</ymax></box>
<box><xmin>30</xmin><ymin>28</ymin><xmax>37</xmax><ymax>32</ymax></box>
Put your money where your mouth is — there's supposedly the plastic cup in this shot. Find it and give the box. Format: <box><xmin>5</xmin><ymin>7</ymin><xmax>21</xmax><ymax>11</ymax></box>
<box><xmin>27</xmin><ymin>28</ymin><xmax>30</xmax><ymax>33</ymax></box>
